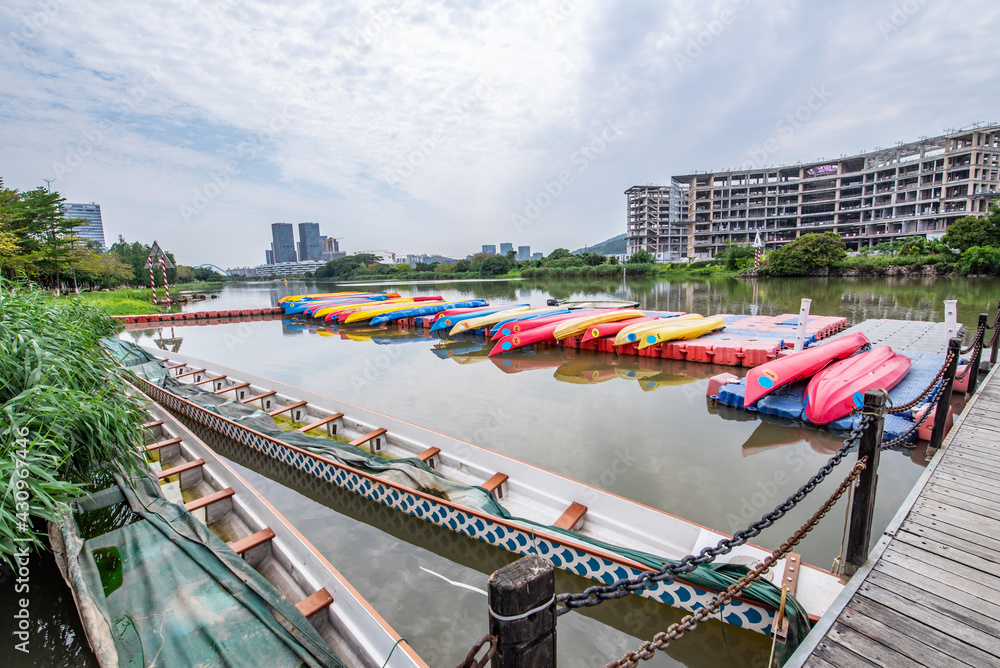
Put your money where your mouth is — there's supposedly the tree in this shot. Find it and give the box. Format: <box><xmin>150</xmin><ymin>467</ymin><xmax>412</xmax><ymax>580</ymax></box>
<box><xmin>628</xmin><ymin>249</ymin><xmax>655</xmax><ymax>264</ymax></box>
<box><xmin>765</xmin><ymin>232</ymin><xmax>846</xmax><ymax>276</ymax></box>
<box><xmin>453</xmin><ymin>259</ymin><xmax>471</xmax><ymax>272</ymax></box>
<box><xmin>478</xmin><ymin>254</ymin><xmax>513</xmax><ymax>277</ymax></box>
<box><xmin>74</xmin><ymin>250</ymin><xmax>134</xmax><ymax>289</ymax></box>
<box><xmin>580</xmin><ymin>252</ymin><xmax>607</xmax><ymax>266</ymax></box>
<box><xmin>175</xmin><ymin>266</ymin><xmax>196</xmax><ymax>283</ymax></box>
<box><xmin>942</xmin><ymin>205</ymin><xmax>1000</xmax><ymax>252</ymax></box>
<box><xmin>546</xmin><ymin>248</ymin><xmax>573</xmax><ymax>262</ymax></box>
<box><xmin>1</xmin><ymin>185</ymin><xmax>85</xmax><ymax>289</ymax></box>
<box><xmin>415</xmin><ymin>262</ymin><xmax>438</xmax><ymax>272</ymax></box>
<box><xmin>394</xmin><ymin>263</ymin><xmax>412</xmax><ymax>272</ymax></box>
<box><xmin>313</xmin><ymin>253</ymin><xmax>383</xmax><ymax>279</ymax></box>
<box><xmin>720</xmin><ymin>242</ymin><xmax>754</xmax><ymax>270</ymax></box>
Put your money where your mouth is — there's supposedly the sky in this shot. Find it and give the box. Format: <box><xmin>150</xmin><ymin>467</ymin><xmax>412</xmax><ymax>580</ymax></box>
<box><xmin>2</xmin><ymin>0</ymin><xmax>999</xmax><ymax>268</ymax></box>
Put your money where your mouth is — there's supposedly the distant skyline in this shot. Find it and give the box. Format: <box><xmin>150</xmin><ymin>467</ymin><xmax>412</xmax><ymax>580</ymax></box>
<box><xmin>2</xmin><ymin>1</ymin><xmax>998</xmax><ymax>267</ymax></box>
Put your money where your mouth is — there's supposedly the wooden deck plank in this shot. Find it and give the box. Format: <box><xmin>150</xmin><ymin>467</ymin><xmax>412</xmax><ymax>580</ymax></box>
<box><xmin>879</xmin><ymin>544</ymin><xmax>1000</xmax><ymax>605</ymax></box>
<box><xmin>912</xmin><ymin>499</ymin><xmax>1000</xmax><ymax>539</ymax></box>
<box><xmin>924</xmin><ymin>481</ymin><xmax>1000</xmax><ymax>512</ymax></box>
<box><xmin>892</xmin><ymin>527</ymin><xmax>1000</xmax><ymax>570</ymax></box>
<box><xmin>903</xmin><ymin>514</ymin><xmax>1000</xmax><ymax>555</ymax></box>
<box><xmin>809</xmin><ymin>636</ymin><xmax>881</xmax><ymax>667</ymax></box>
<box><xmin>920</xmin><ymin>488</ymin><xmax>1000</xmax><ymax>523</ymax></box>
<box><xmin>821</xmin><ymin>620</ymin><xmax>917</xmax><ymax>668</ymax></box>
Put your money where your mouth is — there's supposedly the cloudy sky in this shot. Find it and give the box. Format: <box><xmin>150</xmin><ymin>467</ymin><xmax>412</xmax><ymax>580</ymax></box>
<box><xmin>2</xmin><ymin>0</ymin><xmax>998</xmax><ymax>267</ymax></box>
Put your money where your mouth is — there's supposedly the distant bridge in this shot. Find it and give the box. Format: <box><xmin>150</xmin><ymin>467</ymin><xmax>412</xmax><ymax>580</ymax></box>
<box><xmin>194</xmin><ymin>264</ymin><xmax>231</xmax><ymax>276</ymax></box>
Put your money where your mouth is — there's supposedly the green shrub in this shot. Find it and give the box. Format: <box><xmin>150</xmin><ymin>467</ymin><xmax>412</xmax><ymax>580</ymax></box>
<box><xmin>765</xmin><ymin>232</ymin><xmax>846</xmax><ymax>276</ymax></box>
<box><xmin>957</xmin><ymin>246</ymin><xmax>1000</xmax><ymax>275</ymax></box>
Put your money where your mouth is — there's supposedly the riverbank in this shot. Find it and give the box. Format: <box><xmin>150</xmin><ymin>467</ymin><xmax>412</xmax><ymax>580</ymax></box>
<box><xmin>63</xmin><ymin>281</ymin><xmax>226</xmax><ymax>315</ymax></box>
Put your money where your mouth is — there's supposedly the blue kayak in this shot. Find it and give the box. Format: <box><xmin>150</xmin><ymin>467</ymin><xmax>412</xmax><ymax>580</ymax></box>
<box><xmin>369</xmin><ymin>300</ymin><xmax>488</xmax><ymax>326</ymax></box>
<box><xmin>429</xmin><ymin>304</ymin><xmax>530</xmax><ymax>333</ymax></box>
<box><xmin>490</xmin><ymin>309</ymin><xmax>571</xmax><ymax>337</ymax></box>
<box><xmin>283</xmin><ymin>297</ymin><xmax>382</xmax><ymax>315</ymax></box>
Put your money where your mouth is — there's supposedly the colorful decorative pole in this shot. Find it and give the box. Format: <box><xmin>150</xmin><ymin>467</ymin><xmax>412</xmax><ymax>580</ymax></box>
<box><xmin>753</xmin><ymin>231</ymin><xmax>763</xmax><ymax>269</ymax></box>
<box><xmin>148</xmin><ymin>259</ymin><xmax>157</xmax><ymax>303</ymax></box>
<box><xmin>160</xmin><ymin>255</ymin><xmax>171</xmax><ymax>304</ymax></box>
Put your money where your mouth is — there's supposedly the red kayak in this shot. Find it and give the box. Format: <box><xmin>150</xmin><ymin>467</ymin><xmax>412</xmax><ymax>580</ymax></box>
<box><xmin>743</xmin><ymin>332</ymin><xmax>870</xmax><ymax>407</ymax></box>
<box><xmin>490</xmin><ymin>321</ymin><xmax>569</xmax><ymax>356</ymax></box>
<box><xmin>579</xmin><ymin>316</ymin><xmax>658</xmax><ymax>344</ymax></box>
<box><xmin>804</xmin><ymin>346</ymin><xmax>911</xmax><ymax>425</ymax></box>
<box><xmin>489</xmin><ymin>311</ymin><xmax>601</xmax><ymax>341</ymax></box>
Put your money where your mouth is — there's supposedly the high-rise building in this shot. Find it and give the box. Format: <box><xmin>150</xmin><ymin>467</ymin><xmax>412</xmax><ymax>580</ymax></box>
<box><xmin>321</xmin><ymin>237</ymin><xmax>345</xmax><ymax>262</ymax></box>
<box><xmin>625</xmin><ymin>182</ymin><xmax>688</xmax><ymax>262</ymax></box>
<box><xmin>63</xmin><ymin>202</ymin><xmax>105</xmax><ymax>247</ymax></box>
<box><xmin>265</xmin><ymin>249</ymin><xmax>274</xmax><ymax>265</ymax></box>
<box><xmin>499</xmin><ymin>242</ymin><xmax>513</xmax><ymax>256</ymax></box>
<box><xmin>661</xmin><ymin>124</ymin><xmax>1000</xmax><ymax>259</ymax></box>
<box><xmin>482</xmin><ymin>244</ymin><xmax>496</xmax><ymax>255</ymax></box>
<box><xmin>531</xmin><ymin>252</ymin><xmax>543</xmax><ymax>261</ymax></box>
<box><xmin>297</xmin><ymin>222</ymin><xmax>322</xmax><ymax>262</ymax></box>
<box><xmin>271</xmin><ymin>223</ymin><xmax>297</xmax><ymax>263</ymax></box>
<box><xmin>517</xmin><ymin>245</ymin><xmax>530</xmax><ymax>261</ymax></box>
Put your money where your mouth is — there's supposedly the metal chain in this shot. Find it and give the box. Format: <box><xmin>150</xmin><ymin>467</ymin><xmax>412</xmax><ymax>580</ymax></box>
<box><xmin>605</xmin><ymin>459</ymin><xmax>869</xmax><ymax>668</ymax></box>
<box><xmin>961</xmin><ymin>322</ymin><xmax>986</xmax><ymax>355</ymax></box>
<box><xmin>989</xmin><ymin>306</ymin><xmax>1000</xmax><ymax>331</ymax></box>
<box><xmin>455</xmin><ymin>634</ymin><xmax>496</xmax><ymax>668</ymax></box>
<box><xmin>956</xmin><ymin>336</ymin><xmax>982</xmax><ymax>381</ymax></box>
<box><xmin>881</xmin><ymin>379</ymin><xmax>946</xmax><ymax>449</ymax></box>
<box><xmin>555</xmin><ymin>415</ymin><xmax>871</xmax><ymax>614</ymax></box>
<box><xmin>887</xmin><ymin>349</ymin><xmax>955</xmax><ymax>414</ymax></box>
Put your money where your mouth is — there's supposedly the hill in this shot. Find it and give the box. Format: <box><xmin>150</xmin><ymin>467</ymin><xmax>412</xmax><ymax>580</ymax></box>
<box><xmin>572</xmin><ymin>233</ymin><xmax>626</xmax><ymax>256</ymax></box>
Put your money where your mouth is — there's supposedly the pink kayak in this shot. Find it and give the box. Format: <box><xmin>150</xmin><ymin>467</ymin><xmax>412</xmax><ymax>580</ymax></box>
<box><xmin>490</xmin><ymin>321</ymin><xmax>568</xmax><ymax>356</ymax></box>
<box><xmin>743</xmin><ymin>332</ymin><xmax>870</xmax><ymax>407</ymax></box>
<box><xmin>489</xmin><ymin>311</ymin><xmax>601</xmax><ymax>341</ymax></box>
<box><xmin>804</xmin><ymin>346</ymin><xmax>911</xmax><ymax>425</ymax></box>
<box><xmin>579</xmin><ymin>316</ymin><xmax>659</xmax><ymax>344</ymax></box>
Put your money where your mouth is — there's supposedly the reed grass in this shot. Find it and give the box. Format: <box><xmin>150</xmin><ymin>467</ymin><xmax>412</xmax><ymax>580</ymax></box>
<box><xmin>0</xmin><ymin>280</ymin><xmax>146</xmax><ymax>567</ymax></box>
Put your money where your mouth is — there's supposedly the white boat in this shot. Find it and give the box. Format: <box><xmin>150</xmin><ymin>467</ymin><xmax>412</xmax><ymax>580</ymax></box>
<box><xmin>108</xmin><ymin>342</ymin><xmax>845</xmax><ymax>638</ymax></box>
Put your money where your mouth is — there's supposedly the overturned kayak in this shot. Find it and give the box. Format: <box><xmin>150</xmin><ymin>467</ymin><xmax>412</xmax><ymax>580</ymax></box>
<box><xmin>369</xmin><ymin>299</ymin><xmax>489</xmax><ymax>325</ymax></box>
<box><xmin>489</xmin><ymin>319</ymin><xmax>576</xmax><ymax>355</ymax></box>
<box><xmin>490</xmin><ymin>310</ymin><xmax>597</xmax><ymax>340</ymax></box>
<box><xmin>614</xmin><ymin>314</ymin><xmax>703</xmax><ymax>347</ymax></box>
<box><xmin>637</xmin><ymin>316</ymin><xmax>726</xmax><ymax>350</ymax></box>
<box><xmin>552</xmin><ymin>309</ymin><xmax>647</xmax><ymax>340</ymax></box>
<box><xmin>490</xmin><ymin>308</ymin><xmax>571</xmax><ymax>338</ymax></box>
<box><xmin>448</xmin><ymin>305</ymin><xmax>532</xmax><ymax>335</ymax></box>
<box><xmin>743</xmin><ymin>332</ymin><xmax>870</xmax><ymax>408</ymax></box>
<box><xmin>804</xmin><ymin>346</ymin><xmax>911</xmax><ymax>425</ymax></box>
<box><xmin>429</xmin><ymin>304</ymin><xmax>524</xmax><ymax>333</ymax></box>
<box><xmin>342</xmin><ymin>299</ymin><xmax>446</xmax><ymax>324</ymax></box>
<box><xmin>579</xmin><ymin>316</ymin><xmax>659</xmax><ymax>344</ymax></box>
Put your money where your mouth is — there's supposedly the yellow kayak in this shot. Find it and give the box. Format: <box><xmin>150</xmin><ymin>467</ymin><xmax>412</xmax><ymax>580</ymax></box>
<box><xmin>314</xmin><ymin>298</ymin><xmax>415</xmax><ymax>320</ymax></box>
<box><xmin>343</xmin><ymin>300</ymin><xmax>446</xmax><ymax>324</ymax></box>
<box><xmin>636</xmin><ymin>316</ymin><xmax>726</xmax><ymax>350</ymax></box>
<box><xmin>278</xmin><ymin>291</ymin><xmax>360</xmax><ymax>303</ymax></box>
<box><xmin>552</xmin><ymin>310</ymin><xmax>646</xmax><ymax>340</ymax></box>
<box><xmin>613</xmin><ymin>314</ymin><xmax>703</xmax><ymax>347</ymax></box>
<box><xmin>449</xmin><ymin>306</ymin><xmax>532</xmax><ymax>335</ymax></box>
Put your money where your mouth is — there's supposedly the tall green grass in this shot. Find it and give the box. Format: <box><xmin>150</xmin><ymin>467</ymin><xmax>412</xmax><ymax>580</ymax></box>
<box><xmin>1</xmin><ymin>280</ymin><xmax>146</xmax><ymax>567</ymax></box>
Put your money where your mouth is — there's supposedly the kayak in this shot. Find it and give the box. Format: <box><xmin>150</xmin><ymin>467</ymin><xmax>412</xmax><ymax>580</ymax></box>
<box><xmin>489</xmin><ymin>320</ymin><xmax>569</xmax><ymax>356</ymax></box>
<box><xmin>552</xmin><ymin>310</ymin><xmax>647</xmax><ymax>340</ymax></box>
<box><xmin>283</xmin><ymin>296</ymin><xmax>379</xmax><ymax>314</ymax></box>
<box><xmin>429</xmin><ymin>305</ymin><xmax>527</xmax><ymax>333</ymax></box>
<box><xmin>326</xmin><ymin>297</ymin><xmax>445</xmax><ymax>322</ymax></box>
<box><xmin>296</xmin><ymin>296</ymin><xmax>388</xmax><ymax>316</ymax></box>
<box><xmin>490</xmin><ymin>310</ymin><xmax>602</xmax><ymax>341</ymax></box>
<box><xmin>579</xmin><ymin>316</ymin><xmax>659</xmax><ymax>343</ymax></box>
<box><xmin>311</xmin><ymin>296</ymin><xmax>414</xmax><ymax>319</ymax></box>
<box><xmin>743</xmin><ymin>332</ymin><xmax>870</xmax><ymax>407</ymax></box>
<box><xmin>342</xmin><ymin>299</ymin><xmax>446</xmax><ymax>324</ymax></box>
<box><xmin>448</xmin><ymin>305</ymin><xmax>532</xmax><ymax>335</ymax></box>
<box><xmin>320</xmin><ymin>298</ymin><xmax>418</xmax><ymax>321</ymax></box>
<box><xmin>369</xmin><ymin>299</ymin><xmax>489</xmax><ymax>325</ymax></box>
<box><xmin>281</xmin><ymin>292</ymin><xmax>397</xmax><ymax>311</ymax></box>
<box><xmin>637</xmin><ymin>316</ymin><xmax>726</xmax><ymax>350</ymax></box>
<box><xmin>613</xmin><ymin>314</ymin><xmax>703</xmax><ymax>347</ymax></box>
<box><xmin>278</xmin><ymin>291</ymin><xmax>361</xmax><ymax>304</ymax></box>
<box><xmin>490</xmin><ymin>309</ymin><xmax>572</xmax><ymax>338</ymax></box>
<box><xmin>804</xmin><ymin>346</ymin><xmax>911</xmax><ymax>425</ymax></box>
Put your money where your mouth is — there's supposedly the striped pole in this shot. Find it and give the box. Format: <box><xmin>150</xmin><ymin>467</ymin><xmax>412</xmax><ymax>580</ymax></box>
<box><xmin>148</xmin><ymin>259</ymin><xmax>157</xmax><ymax>303</ymax></box>
<box><xmin>160</xmin><ymin>255</ymin><xmax>171</xmax><ymax>304</ymax></box>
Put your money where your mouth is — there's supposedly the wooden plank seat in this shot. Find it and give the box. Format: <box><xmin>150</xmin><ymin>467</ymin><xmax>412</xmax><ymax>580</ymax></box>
<box><xmin>417</xmin><ymin>447</ymin><xmax>440</xmax><ymax>462</ymax></box>
<box><xmin>144</xmin><ymin>436</ymin><xmax>182</xmax><ymax>452</ymax></box>
<box><xmin>175</xmin><ymin>368</ymin><xmax>207</xmax><ymax>379</ymax></box>
<box><xmin>295</xmin><ymin>588</ymin><xmax>334</xmax><ymax>618</ymax></box>
<box><xmin>553</xmin><ymin>502</ymin><xmax>588</xmax><ymax>531</ymax></box>
<box><xmin>217</xmin><ymin>381</ymin><xmax>251</xmax><ymax>395</ymax></box>
<box><xmin>349</xmin><ymin>428</ymin><xmax>387</xmax><ymax>448</ymax></box>
<box><xmin>194</xmin><ymin>375</ymin><xmax>226</xmax><ymax>385</ymax></box>
<box><xmin>229</xmin><ymin>527</ymin><xmax>275</xmax><ymax>555</ymax></box>
<box><xmin>140</xmin><ymin>420</ymin><xmax>164</xmax><ymax>430</ymax></box>
<box><xmin>183</xmin><ymin>487</ymin><xmax>235</xmax><ymax>512</ymax></box>
<box><xmin>481</xmin><ymin>472</ymin><xmax>509</xmax><ymax>495</ymax></box>
<box><xmin>157</xmin><ymin>458</ymin><xmax>205</xmax><ymax>480</ymax></box>
<box><xmin>297</xmin><ymin>413</ymin><xmax>344</xmax><ymax>433</ymax></box>
<box><xmin>242</xmin><ymin>390</ymin><xmax>276</xmax><ymax>404</ymax></box>
<box><xmin>167</xmin><ymin>363</ymin><xmax>187</xmax><ymax>370</ymax></box>
<box><xmin>268</xmin><ymin>400</ymin><xmax>308</xmax><ymax>417</ymax></box>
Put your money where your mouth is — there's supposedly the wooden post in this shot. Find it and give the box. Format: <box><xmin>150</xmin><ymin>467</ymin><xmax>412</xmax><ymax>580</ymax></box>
<box><xmin>488</xmin><ymin>555</ymin><xmax>556</xmax><ymax>668</ymax></box>
<box><xmin>844</xmin><ymin>390</ymin><xmax>886</xmax><ymax>577</ymax></box>
<box><xmin>929</xmin><ymin>337</ymin><xmax>962</xmax><ymax>450</ymax></box>
<box><xmin>967</xmin><ymin>313</ymin><xmax>988</xmax><ymax>395</ymax></box>
<box><xmin>990</xmin><ymin>315</ymin><xmax>999</xmax><ymax>367</ymax></box>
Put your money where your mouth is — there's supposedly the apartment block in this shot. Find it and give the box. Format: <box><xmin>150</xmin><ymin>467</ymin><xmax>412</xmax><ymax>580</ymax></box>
<box><xmin>671</xmin><ymin>125</ymin><xmax>1000</xmax><ymax>259</ymax></box>
<box><xmin>625</xmin><ymin>182</ymin><xmax>688</xmax><ymax>262</ymax></box>
<box><xmin>63</xmin><ymin>202</ymin><xmax>105</xmax><ymax>247</ymax></box>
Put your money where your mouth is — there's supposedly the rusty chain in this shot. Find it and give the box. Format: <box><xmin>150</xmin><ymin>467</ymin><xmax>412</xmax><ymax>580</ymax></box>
<box><xmin>961</xmin><ymin>321</ymin><xmax>986</xmax><ymax>355</ymax></box>
<box><xmin>886</xmin><ymin>348</ymin><xmax>955</xmax><ymax>414</ymax></box>
<box><xmin>881</xmin><ymin>378</ymin><xmax>946</xmax><ymax>449</ymax></box>
<box><xmin>555</xmin><ymin>415</ymin><xmax>870</xmax><ymax>614</ymax></box>
<box><xmin>454</xmin><ymin>634</ymin><xmax>496</xmax><ymax>668</ymax></box>
<box><xmin>605</xmin><ymin>458</ymin><xmax>869</xmax><ymax>668</ymax></box>
<box><xmin>956</xmin><ymin>336</ymin><xmax>982</xmax><ymax>381</ymax></box>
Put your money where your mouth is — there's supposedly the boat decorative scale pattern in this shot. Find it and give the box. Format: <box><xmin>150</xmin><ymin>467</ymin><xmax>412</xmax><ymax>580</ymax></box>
<box><xmin>139</xmin><ymin>377</ymin><xmax>777</xmax><ymax>635</ymax></box>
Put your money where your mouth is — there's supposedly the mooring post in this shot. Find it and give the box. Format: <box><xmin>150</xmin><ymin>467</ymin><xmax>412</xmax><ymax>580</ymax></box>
<box><xmin>967</xmin><ymin>313</ymin><xmax>988</xmax><ymax>395</ymax></box>
<box><xmin>990</xmin><ymin>311</ymin><xmax>1000</xmax><ymax>367</ymax></box>
<box><xmin>844</xmin><ymin>390</ymin><xmax>886</xmax><ymax>577</ymax></box>
<box><xmin>944</xmin><ymin>299</ymin><xmax>958</xmax><ymax>348</ymax></box>
<box><xmin>929</xmin><ymin>337</ymin><xmax>962</xmax><ymax>450</ymax></box>
<box><xmin>793</xmin><ymin>298</ymin><xmax>812</xmax><ymax>352</ymax></box>
<box><xmin>488</xmin><ymin>555</ymin><xmax>556</xmax><ymax>668</ymax></box>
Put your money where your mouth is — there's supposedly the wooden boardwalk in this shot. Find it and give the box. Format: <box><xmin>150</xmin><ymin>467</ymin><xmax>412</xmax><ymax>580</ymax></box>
<box><xmin>788</xmin><ymin>362</ymin><xmax>1000</xmax><ymax>667</ymax></box>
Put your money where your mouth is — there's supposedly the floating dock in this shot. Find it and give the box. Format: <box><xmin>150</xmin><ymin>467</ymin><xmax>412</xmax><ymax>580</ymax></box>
<box><xmin>788</xmin><ymin>363</ymin><xmax>1000</xmax><ymax>667</ymax></box>
<box><xmin>114</xmin><ymin>307</ymin><xmax>285</xmax><ymax>325</ymax></box>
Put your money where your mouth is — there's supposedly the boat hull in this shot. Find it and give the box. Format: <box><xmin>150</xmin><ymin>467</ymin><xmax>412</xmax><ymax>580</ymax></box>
<box><xmin>637</xmin><ymin>316</ymin><xmax>726</xmax><ymax>350</ymax></box>
<box><xmin>743</xmin><ymin>332</ymin><xmax>870</xmax><ymax>407</ymax></box>
<box><xmin>804</xmin><ymin>346</ymin><xmax>912</xmax><ymax>424</ymax></box>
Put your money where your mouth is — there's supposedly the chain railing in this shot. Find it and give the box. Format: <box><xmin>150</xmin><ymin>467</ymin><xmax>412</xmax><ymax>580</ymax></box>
<box><xmin>604</xmin><ymin>458</ymin><xmax>869</xmax><ymax>668</ymax></box>
<box><xmin>554</xmin><ymin>415</ymin><xmax>871</xmax><ymax>614</ymax></box>
<box><xmin>880</xmin><ymin>378</ymin><xmax>946</xmax><ymax>449</ymax></box>
<box><xmin>886</xmin><ymin>348</ymin><xmax>955</xmax><ymax>414</ymax></box>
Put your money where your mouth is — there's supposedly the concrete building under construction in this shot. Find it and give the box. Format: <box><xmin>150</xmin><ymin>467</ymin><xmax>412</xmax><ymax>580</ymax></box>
<box><xmin>625</xmin><ymin>182</ymin><xmax>688</xmax><ymax>262</ymax></box>
<box><xmin>628</xmin><ymin>124</ymin><xmax>1000</xmax><ymax>260</ymax></box>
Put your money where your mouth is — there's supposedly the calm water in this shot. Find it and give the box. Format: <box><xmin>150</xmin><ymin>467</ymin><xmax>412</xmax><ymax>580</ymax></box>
<box><xmin>15</xmin><ymin>275</ymin><xmax>995</xmax><ymax>667</ymax></box>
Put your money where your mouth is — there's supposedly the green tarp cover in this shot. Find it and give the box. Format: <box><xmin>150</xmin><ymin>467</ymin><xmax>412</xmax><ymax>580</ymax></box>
<box><xmin>102</xmin><ymin>337</ymin><xmax>810</xmax><ymax>652</ymax></box>
<box><xmin>52</xmin><ymin>473</ymin><xmax>345</xmax><ymax>668</ymax></box>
